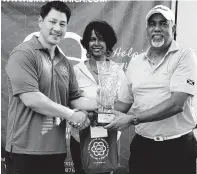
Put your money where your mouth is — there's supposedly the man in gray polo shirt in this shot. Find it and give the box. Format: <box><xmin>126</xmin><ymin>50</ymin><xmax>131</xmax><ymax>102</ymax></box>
<box><xmin>105</xmin><ymin>5</ymin><xmax>197</xmax><ymax>174</ymax></box>
<box><xmin>5</xmin><ymin>1</ymin><xmax>98</xmax><ymax>174</ymax></box>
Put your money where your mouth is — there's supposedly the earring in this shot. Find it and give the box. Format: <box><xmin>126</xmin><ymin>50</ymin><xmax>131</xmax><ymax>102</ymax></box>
<box><xmin>105</xmin><ymin>50</ymin><xmax>112</xmax><ymax>57</ymax></box>
<box><xmin>86</xmin><ymin>51</ymin><xmax>91</xmax><ymax>58</ymax></box>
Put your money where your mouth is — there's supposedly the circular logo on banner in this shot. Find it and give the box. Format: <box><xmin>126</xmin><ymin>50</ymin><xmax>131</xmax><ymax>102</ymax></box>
<box><xmin>88</xmin><ymin>138</ymin><xmax>109</xmax><ymax>160</ymax></box>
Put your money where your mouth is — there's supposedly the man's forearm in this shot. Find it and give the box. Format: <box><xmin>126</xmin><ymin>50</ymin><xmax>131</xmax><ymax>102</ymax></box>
<box><xmin>114</xmin><ymin>100</ymin><xmax>132</xmax><ymax>113</ymax></box>
<box><xmin>138</xmin><ymin>100</ymin><xmax>181</xmax><ymax>123</ymax></box>
<box><xmin>138</xmin><ymin>92</ymin><xmax>188</xmax><ymax>123</ymax></box>
<box><xmin>19</xmin><ymin>92</ymin><xmax>74</xmax><ymax>120</ymax></box>
<box><xmin>70</xmin><ymin>97</ymin><xmax>98</xmax><ymax>111</ymax></box>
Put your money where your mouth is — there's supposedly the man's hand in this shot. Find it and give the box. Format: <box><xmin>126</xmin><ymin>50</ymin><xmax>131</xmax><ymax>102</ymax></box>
<box><xmin>68</xmin><ymin>110</ymin><xmax>90</xmax><ymax>130</ymax></box>
<box><xmin>104</xmin><ymin>110</ymin><xmax>133</xmax><ymax>131</ymax></box>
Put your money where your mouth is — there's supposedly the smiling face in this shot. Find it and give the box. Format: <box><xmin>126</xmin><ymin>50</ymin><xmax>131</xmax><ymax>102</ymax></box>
<box><xmin>38</xmin><ymin>8</ymin><xmax>67</xmax><ymax>47</ymax></box>
<box><xmin>88</xmin><ymin>30</ymin><xmax>107</xmax><ymax>59</ymax></box>
<box><xmin>146</xmin><ymin>13</ymin><xmax>175</xmax><ymax>49</ymax></box>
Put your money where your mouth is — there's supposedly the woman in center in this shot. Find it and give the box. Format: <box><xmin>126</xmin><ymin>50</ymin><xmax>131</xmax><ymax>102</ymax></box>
<box><xmin>70</xmin><ymin>20</ymin><xmax>121</xmax><ymax>174</ymax></box>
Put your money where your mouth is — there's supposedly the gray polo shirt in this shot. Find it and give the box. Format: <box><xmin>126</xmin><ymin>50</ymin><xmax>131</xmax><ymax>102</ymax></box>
<box><xmin>119</xmin><ymin>40</ymin><xmax>197</xmax><ymax>137</ymax></box>
<box><xmin>5</xmin><ymin>36</ymin><xmax>81</xmax><ymax>154</ymax></box>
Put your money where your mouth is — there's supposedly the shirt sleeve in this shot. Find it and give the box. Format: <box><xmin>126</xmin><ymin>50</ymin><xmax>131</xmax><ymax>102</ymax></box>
<box><xmin>68</xmin><ymin>63</ymin><xmax>82</xmax><ymax>101</ymax></box>
<box><xmin>118</xmin><ymin>60</ymin><xmax>134</xmax><ymax>104</ymax></box>
<box><xmin>170</xmin><ymin>49</ymin><xmax>197</xmax><ymax>96</ymax></box>
<box><xmin>5</xmin><ymin>50</ymin><xmax>39</xmax><ymax>96</ymax></box>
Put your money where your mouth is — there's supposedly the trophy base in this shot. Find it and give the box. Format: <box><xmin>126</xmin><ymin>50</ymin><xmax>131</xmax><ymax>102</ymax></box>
<box><xmin>97</xmin><ymin>113</ymin><xmax>115</xmax><ymax>123</ymax></box>
<box><xmin>88</xmin><ymin>110</ymin><xmax>115</xmax><ymax>127</ymax></box>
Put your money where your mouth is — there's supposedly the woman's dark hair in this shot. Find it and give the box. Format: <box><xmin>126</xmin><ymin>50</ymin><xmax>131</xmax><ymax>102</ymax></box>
<box><xmin>40</xmin><ymin>1</ymin><xmax>71</xmax><ymax>23</ymax></box>
<box><xmin>81</xmin><ymin>20</ymin><xmax>117</xmax><ymax>52</ymax></box>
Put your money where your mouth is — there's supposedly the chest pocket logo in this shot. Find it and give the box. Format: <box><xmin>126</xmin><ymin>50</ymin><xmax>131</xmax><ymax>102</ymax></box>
<box><xmin>59</xmin><ymin>65</ymin><xmax>69</xmax><ymax>76</ymax></box>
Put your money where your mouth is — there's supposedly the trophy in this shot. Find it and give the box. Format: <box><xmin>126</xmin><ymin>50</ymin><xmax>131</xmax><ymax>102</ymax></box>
<box><xmin>95</xmin><ymin>61</ymin><xmax>123</xmax><ymax>126</ymax></box>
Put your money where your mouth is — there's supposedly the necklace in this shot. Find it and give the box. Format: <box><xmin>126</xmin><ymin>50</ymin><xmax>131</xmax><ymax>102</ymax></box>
<box><xmin>88</xmin><ymin>60</ymin><xmax>98</xmax><ymax>74</ymax></box>
<box><xmin>146</xmin><ymin>56</ymin><xmax>155</xmax><ymax>65</ymax></box>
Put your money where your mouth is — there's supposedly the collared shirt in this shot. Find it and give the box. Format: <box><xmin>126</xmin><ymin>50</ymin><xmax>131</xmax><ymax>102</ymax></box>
<box><xmin>5</xmin><ymin>36</ymin><xmax>81</xmax><ymax>154</ymax></box>
<box><xmin>119</xmin><ymin>40</ymin><xmax>197</xmax><ymax>137</ymax></box>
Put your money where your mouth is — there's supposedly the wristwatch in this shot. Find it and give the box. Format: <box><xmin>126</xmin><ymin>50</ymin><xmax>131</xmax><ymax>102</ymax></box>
<box><xmin>132</xmin><ymin>116</ymin><xmax>140</xmax><ymax>125</ymax></box>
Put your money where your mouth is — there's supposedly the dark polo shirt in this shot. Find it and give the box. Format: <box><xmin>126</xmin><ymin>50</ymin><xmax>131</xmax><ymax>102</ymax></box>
<box><xmin>5</xmin><ymin>36</ymin><xmax>81</xmax><ymax>154</ymax></box>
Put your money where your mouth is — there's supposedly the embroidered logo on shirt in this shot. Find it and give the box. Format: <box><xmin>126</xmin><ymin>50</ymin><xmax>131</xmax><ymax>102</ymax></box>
<box><xmin>59</xmin><ymin>65</ymin><xmax>68</xmax><ymax>76</ymax></box>
<box><xmin>187</xmin><ymin>79</ymin><xmax>195</xmax><ymax>86</ymax></box>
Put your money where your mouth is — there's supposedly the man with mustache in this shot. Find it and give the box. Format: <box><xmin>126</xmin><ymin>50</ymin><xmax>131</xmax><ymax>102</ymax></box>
<box><xmin>105</xmin><ymin>5</ymin><xmax>197</xmax><ymax>174</ymax></box>
<box><xmin>5</xmin><ymin>1</ymin><xmax>98</xmax><ymax>174</ymax></box>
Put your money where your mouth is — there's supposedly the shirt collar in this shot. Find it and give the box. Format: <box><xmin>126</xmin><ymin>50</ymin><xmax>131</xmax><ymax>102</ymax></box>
<box><xmin>77</xmin><ymin>60</ymin><xmax>97</xmax><ymax>83</ymax></box>
<box><xmin>144</xmin><ymin>40</ymin><xmax>179</xmax><ymax>60</ymax></box>
<box><xmin>76</xmin><ymin>59</ymin><xmax>111</xmax><ymax>84</ymax></box>
<box><xmin>30</xmin><ymin>35</ymin><xmax>61</xmax><ymax>56</ymax></box>
<box><xmin>167</xmin><ymin>40</ymin><xmax>179</xmax><ymax>53</ymax></box>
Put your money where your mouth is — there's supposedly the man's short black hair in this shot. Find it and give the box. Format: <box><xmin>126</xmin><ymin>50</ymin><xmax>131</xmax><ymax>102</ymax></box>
<box><xmin>81</xmin><ymin>20</ymin><xmax>117</xmax><ymax>52</ymax></box>
<box><xmin>40</xmin><ymin>1</ymin><xmax>71</xmax><ymax>23</ymax></box>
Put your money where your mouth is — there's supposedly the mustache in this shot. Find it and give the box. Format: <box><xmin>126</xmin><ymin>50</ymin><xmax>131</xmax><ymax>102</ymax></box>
<box><xmin>152</xmin><ymin>33</ymin><xmax>163</xmax><ymax>37</ymax></box>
